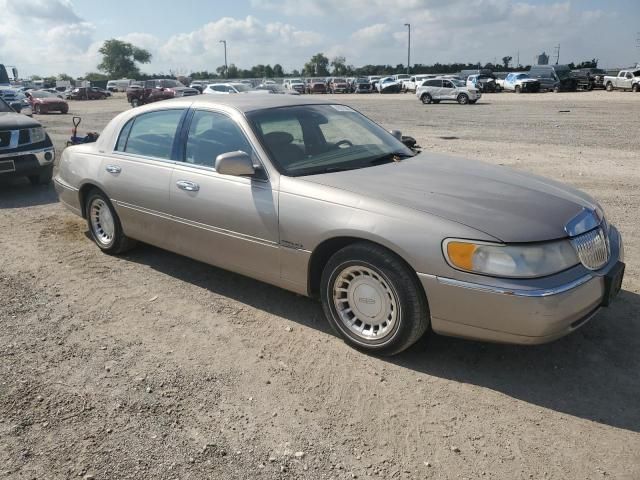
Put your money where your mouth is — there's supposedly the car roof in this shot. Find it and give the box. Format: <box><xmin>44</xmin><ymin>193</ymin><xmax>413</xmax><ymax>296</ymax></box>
<box><xmin>155</xmin><ymin>93</ymin><xmax>333</xmax><ymax>113</ymax></box>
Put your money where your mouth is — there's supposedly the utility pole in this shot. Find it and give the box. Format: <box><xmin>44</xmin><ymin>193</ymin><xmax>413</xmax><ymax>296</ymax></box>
<box><xmin>219</xmin><ymin>40</ymin><xmax>228</xmax><ymax>78</ymax></box>
<box><xmin>404</xmin><ymin>23</ymin><xmax>411</xmax><ymax>75</ymax></box>
<box><xmin>554</xmin><ymin>44</ymin><xmax>560</xmax><ymax>65</ymax></box>
<box><xmin>517</xmin><ymin>50</ymin><xmax>520</xmax><ymax>69</ymax></box>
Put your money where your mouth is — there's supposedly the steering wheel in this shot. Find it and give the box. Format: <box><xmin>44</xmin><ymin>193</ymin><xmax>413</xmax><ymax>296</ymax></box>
<box><xmin>335</xmin><ymin>139</ymin><xmax>353</xmax><ymax>149</ymax></box>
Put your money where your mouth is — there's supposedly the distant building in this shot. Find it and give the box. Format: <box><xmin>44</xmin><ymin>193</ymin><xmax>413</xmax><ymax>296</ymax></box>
<box><xmin>537</xmin><ymin>52</ymin><xmax>549</xmax><ymax>65</ymax></box>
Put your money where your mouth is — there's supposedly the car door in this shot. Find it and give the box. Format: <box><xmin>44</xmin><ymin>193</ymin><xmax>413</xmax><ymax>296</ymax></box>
<box><xmin>167</xmin><ymin>109</ymin><xmax>280</xmax><ymax>283</ymax></box>
<box><xmin>440</xmin><ymin>80</ymin><xmax>455</xmax><ymax>100</ymax></box>
<box><xmin>100</xmin><ymin>108</ymin><xmax>185</xmax><ymax>247</ymax></box>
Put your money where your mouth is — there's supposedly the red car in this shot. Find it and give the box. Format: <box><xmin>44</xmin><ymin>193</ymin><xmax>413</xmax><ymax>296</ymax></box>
<box><xmin>26</xmin><ymin>90</ymin><xmax>69</xmax><ymax>114</ymax></box>
<box><xmin>65</xmin><ymin>87</ymin><xmax>107</xmax><ymax>100</ymax></box>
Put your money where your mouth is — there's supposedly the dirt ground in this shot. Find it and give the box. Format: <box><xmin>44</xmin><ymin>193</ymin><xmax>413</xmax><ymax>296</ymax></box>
<box><xmin>1</xmin><ymin>91</ymin><xmax>639</xmax><ymax>480</ymax></box>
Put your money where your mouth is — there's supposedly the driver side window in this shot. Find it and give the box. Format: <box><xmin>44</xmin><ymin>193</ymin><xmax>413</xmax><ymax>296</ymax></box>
<box><xmin>184</xmin><ymin>110</ymin><xmax>253</xmax><ymax>168</ymax></box>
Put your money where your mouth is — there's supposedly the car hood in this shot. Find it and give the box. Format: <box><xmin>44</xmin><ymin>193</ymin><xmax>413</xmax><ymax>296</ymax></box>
<box><xmin>0</xmin><ymin>111</ymin><xmax>41</xmax><ymax>128</ymax></box>
<box><xmin>299</xmin><ymin>153</ymin><xmax>596</xmax><ymax>243</ymax></box>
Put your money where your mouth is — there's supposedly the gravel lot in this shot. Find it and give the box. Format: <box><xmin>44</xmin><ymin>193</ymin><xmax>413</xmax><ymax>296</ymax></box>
<box><xmin>1</xmin><ymin>91</ymin><xmax>639</xmax><ymax>480</ymax></box>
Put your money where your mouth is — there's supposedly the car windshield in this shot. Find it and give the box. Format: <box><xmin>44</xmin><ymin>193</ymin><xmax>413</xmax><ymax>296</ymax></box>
<box><xmin>290</xmin><ymin>79</ymin><xmax>302</xmax><ymax>83</ymax></box>
<box><xmin>159</xmin><ymin>80</ymin><xmax>182</xmax><ymax>88</ymax></box>
<box><xmin>333</xmin><ymin>78</ymin><xmax>346</xmax><ymax>83</ymax></box>
<box><xmin>247</xmin><ymin>104</ymin><xmax>414</xmax><ymax>177</ymax></box>
<box><xmin>31</xmin><ymin>91</ymin><xmax>56</xmax><ymax>98</ymax></box>
<box><xmin>231</xmin><ymin>83</ymin><xmax>251</xmax><ymax>92</ymax></box>
<box><xmin>516</xmin><ymin>74</ymin><xmax>530</xmax><ymax>80</ymax></box>
<box><xmin>356</xmin><ymin>78</ymin><xmax>368</xmax><ymax>83</ymax></box>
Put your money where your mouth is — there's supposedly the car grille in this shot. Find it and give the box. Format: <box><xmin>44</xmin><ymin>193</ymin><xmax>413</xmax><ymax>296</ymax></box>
<box><xmin>571</xmin><ymin>227</ymin><xmax>610</xmax><ymax>270</ymax></box>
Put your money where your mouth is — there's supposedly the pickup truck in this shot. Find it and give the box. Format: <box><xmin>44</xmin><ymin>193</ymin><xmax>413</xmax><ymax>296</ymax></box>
<box><xmin>0</xmin><ymin>96</ymin><xmax>55</xmax><ymax>185</ymax></box>
<box><xmin>604</xmin><ymin>69</ymin><xmax>640</xmax><ymax>92</ymax></box>
<box><xmin>126</xmin><ymin>79</ymin><xmax>199</xmax><ymax>107</ymax></box>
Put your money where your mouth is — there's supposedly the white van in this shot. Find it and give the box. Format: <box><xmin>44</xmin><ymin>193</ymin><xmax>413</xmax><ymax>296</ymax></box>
<box><xmin>106</xmin><ymin>79</ymin><xmax>133</xmax><ymax>92</ymax></box>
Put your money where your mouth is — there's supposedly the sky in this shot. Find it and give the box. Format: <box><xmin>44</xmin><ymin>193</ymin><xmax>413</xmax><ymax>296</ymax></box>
<box><xmin>1</xmin><ymin>0</ymin><xmax>638</xmax><ymax>78</ymax></box>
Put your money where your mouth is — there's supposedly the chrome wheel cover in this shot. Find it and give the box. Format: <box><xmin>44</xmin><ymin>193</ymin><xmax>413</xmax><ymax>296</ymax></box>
<box><xmin>332</xmin><ymin>265</ymin><xmax>399</xmax><ymax>342</ymax></box>
<box><xmin>90</xmin><ymin>198</ymin><xmax>115</xmax><ymax>246</ymax></box>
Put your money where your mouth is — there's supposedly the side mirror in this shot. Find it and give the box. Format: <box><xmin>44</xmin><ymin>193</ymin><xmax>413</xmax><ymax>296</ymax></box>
<box><xmin>215</xmin><ymin>151</ymin><xmax>255</xmax><ymax>176</ymax></box>
<box><xmin>389</xmin><ymin>129</ymin><xmax>402</xmax><ymax>141</ymax></box>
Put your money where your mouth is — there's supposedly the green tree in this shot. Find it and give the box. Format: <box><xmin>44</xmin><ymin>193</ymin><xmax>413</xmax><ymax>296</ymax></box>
<box><xmin>273</xmin><ymin>64</ymin><xmax>284</xmax><ymax>77</ymax></box>
<box><xmin>331</xmin><ymin>56</ymin><xmax>347</xmax><ymax>76</ymax></box>
<box><xmin>84</xmin><ymin>72</ymin><xmax>109</xmax><ymax>81</ymax></box>
<box><xmin>303</xmin><ymin>53</ymin><xmax>329</xmax><ymax>76</ymax></box>
<box><xmin>57</xmin><ymin>73</ymin><xmax>74</xmax><ymax>82</ymax></box>
<box><xmin>227</xmin><ymin>64</ymin><xmax>239</xmax><ymax>78</ymax></box>
<box><xmin>97</xmin><ymin>39</ymin><xmax>151</xmax><ymax>79</ymax></box>
<box><xmin>502</xmin><ymin>56</ymin><xmax>512</xmax><ymax>69</ymax></box>
<box><xmin>264</xmin><ymin>64</ymin><xmax>274</xmax><ymax>78</ymax></box>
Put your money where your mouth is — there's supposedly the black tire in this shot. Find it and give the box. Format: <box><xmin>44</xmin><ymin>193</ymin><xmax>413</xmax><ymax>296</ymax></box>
<box><xmin>28</xmin><ymin>165</ymin><xmax>53</xmax><ymax>186</ymax></box>
<box><xmin>515</xmin><ymin>85</ymin><xmax>521</xmax><ymax>94</ymax></box>
<box><xmin>606</xmin><ymin>82</ymin><xmax>613</xmax><ymax>92</ymax></box>
<box><xmin>33</xmin><ymin>104</ymin><xmax>41</xmax><ymax>114</ymax></box>
<box><xmin>553</xmin><ymin>86</ymin><xmax>560</xmax><ymax>93</ymax></box>
<box><xmin>457</xmin><ymin>93</ymin><xmax>469</xmax><ymax>105</ymax></box>
<box><xmin>85</xmin><ymin>189</ymin><xmax>136</xmax><ymax>254</ymax></box>
<box><xmin>420</xmin><ymin>93</ymin><xmax>432</xmax><ymax>104</ymax></box>
<box><xmin>633</xmin><ymin>84</ymin><xmax>639</xmax><ymax>93</ymax></box>
<box><xmin>131</xmin><ymin>97</ymin><xmax>140</xmax><ymax>108</ymax></box>
<box><xmin>320</xmin><ymin>242</ymin><xmax>429</xmax><ymax>356</ymax></box>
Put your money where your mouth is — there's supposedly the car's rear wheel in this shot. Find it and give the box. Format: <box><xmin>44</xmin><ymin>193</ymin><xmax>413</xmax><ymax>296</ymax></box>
<box><xmin>421</xmin><ymin>93</ymin><xmax>432</xmax><ymax>104</ymax></box>
<box><xmin>515</xmin><ymin>85</ymin><xmax>521</xmax><ymax>94</ymax></box>
<box><xmin>320</xmin><ymin>242</ymin><xmax>429</xmax><ymax>356</ymax></box>
<box><xmin>457</xmin><ymin>93</ymin><xmax>469</xmax><ymax>104</ymax></box>
<box><xmin>28</xmin><ymin>165</ymin><xmax>53</xmax><ymax>186</ymax></box>
<box><xmin>85</xmin><ymin>190</ymin><xmax>136</xmax><ymax>254</ymax></box>
<box><xmin>131</xmin><ymin>98</ymin><xmax>140</xmax><ymax>108</ymax></box>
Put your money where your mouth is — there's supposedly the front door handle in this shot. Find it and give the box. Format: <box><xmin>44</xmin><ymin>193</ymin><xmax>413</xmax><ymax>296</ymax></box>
<box><xmin>176</xmin><ymin>180</ymin><xmax>200</xmax><ymax>192</ymax></box>
<box><xmin>105</xmin><ymin>165</ymin><xmax>121</xmax><ymax>174</ymax></box>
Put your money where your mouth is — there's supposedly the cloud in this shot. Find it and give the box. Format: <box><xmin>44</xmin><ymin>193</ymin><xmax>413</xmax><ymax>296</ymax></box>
<box><xmin>156</xmin><ymin>16</ymin><xmax>323</xmax><ymax>73</ymax></box>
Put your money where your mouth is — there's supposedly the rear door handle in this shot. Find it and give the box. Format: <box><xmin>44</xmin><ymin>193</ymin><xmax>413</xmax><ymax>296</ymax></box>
<box><xmin>105</xmin><ymin>165</ymin><xmax>121</xmax><ymax>174</ymax></box>
<box><xmin>176</xmin><ymin>180</ymin><xmax>200</xmax><ymax>192</ymax></box>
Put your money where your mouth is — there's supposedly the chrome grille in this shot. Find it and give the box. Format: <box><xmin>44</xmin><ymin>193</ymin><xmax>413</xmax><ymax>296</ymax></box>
<box><xmin>571</xmin><ymin>227</ymin><xmax>610</xmax><ymax>270</ymax></box>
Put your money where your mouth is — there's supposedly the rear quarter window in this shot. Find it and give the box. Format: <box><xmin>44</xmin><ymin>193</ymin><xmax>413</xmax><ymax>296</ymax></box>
<box><xmin>115</xmin><ymin>109</ymin><xmax>184</xmax><ymax>160</ymax></box>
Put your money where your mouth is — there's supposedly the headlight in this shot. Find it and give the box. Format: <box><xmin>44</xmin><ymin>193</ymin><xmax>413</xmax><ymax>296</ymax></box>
<box><xmin>29</xmin><ymin>127</ymin><xmax>46</xmax><ymax>143</ymax></box>
<box><xmin>444</xmin><ymin>239</ymin><xmax>579</xmax><ymax>278</ymax></box>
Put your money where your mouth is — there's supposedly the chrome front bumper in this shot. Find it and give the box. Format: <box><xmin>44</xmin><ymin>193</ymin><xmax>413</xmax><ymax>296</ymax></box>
<box><xmin>0</xmin><ymin>146</ymin><xmax>55</xmax><ymax>166</ymax></box>
<box><xmin>419</xmin><ymin>226</ymin><xmax>624</xmax><ymax>345</ymax></box>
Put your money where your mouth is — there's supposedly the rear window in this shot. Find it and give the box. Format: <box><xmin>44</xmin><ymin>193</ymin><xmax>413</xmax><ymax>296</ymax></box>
<box><xmin>115</xmin><ymin>109</ymin><xmax>184</xmax><ymax>160</ymax></box>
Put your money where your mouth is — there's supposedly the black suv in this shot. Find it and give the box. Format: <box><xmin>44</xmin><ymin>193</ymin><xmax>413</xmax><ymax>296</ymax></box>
<box><xmin>528</xmin><ymin>65</ymin><xmax>578</xmax><ymax>92</ymax></box>
<box><xmin>571</xmin><ymin>68</ymin><xmax>607</xmax><ymax>90</ymax></box>
<box><xmin>0</xmin><ymin>97</ymin><xmax>55</xmax><ymax>185</ymax></box>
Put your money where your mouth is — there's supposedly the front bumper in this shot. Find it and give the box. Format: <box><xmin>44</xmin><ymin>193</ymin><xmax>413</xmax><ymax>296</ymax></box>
<box><xmin>418</xmin><ymin>226</ymin><xmax>624</xmax><ymax>345</ymax></box>
<box><xmin>0</xmin><ymin>146</ymin><xmax>56</xmax><ymax>178</ymax></box>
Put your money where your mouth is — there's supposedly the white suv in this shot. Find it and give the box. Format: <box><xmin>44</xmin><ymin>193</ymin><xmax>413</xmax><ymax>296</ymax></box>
<box><xmin>416</xmin><ymin>78</ymin><xmax>481</xmax><ymax>105</ymax></box>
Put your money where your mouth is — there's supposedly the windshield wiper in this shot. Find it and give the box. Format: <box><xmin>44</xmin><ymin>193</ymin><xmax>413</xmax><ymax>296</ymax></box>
<box><xmin>367</xmin><ymin>151</ymin><xmax>414</xmax><ymax>166</ymax></box>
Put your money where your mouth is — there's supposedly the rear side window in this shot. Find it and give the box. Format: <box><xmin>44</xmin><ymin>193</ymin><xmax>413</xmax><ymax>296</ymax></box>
<box><xmin>115</xmin><ymin>109</ymin><xmax>184</xmax><ymax>160</ymax></box>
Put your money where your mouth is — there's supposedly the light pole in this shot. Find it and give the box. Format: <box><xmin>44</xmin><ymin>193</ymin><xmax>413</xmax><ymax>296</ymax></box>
<box><xmin>219</xmin><ymin>40</ymin><xmax>228</xmax><ymax>78</ymax></box>
<box><xmin>404</xmin><ymin>23</ymin><xmax>411</xmax><ymax>75</ymax></box>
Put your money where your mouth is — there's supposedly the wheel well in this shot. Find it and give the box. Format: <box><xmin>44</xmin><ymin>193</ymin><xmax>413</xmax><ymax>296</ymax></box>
<box><xmin>307</xmin><ymin>237</ymin><xmax>417</xmax><ymax>299</ymax></box>
<box><xmin>78</xmin><ymin>183</ymin><xmax>102</xmax><ymax>218</ymax></box>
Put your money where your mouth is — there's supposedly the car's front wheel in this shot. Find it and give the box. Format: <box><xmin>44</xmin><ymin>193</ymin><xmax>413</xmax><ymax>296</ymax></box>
<box><xmin>420</xmin><ymin>93</ymin><xmax>432</xmax><ymax>104</ymax></box>
<box><xmin>320</xmin><ymin>242</ymin><xmax>429</xmax><ymax>356</ymax></box>
<box><xmin>457</xmin><ymin>93</ymin><xmax>469</xmax><ymax>104</ymax></box>
<box><xmin>85</xmin><ymin>190</ymin><xmax>136</xmax><ymax>254</ymax></box>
